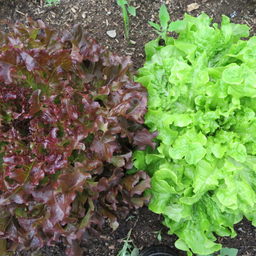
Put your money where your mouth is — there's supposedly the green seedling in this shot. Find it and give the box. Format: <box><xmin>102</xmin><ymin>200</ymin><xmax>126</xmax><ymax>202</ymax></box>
<box><xmin>148</xmin><ymin>4</ymin><xmax>170</xmax><ymax>42</ymax></box>
<box><xmin>117</xmin><ymin>229</ymin><xmax>139</xmax><ymax>256</ymax></box>
<box><xmin>44</xmin><ymin>0</ymin><xmax>59</xmax><ymax>6</ymax></box>
<box><xmin>148</xmin><ymin>4</ymin><xmax>183</xmax><ymax>42</ymax></box>
<box><xmin>197</xmin><ymin>247</ymin><xmax>238</xmax><ymax>256</ymax></box>
<box><xmin>117</xmin><ymin>0</ymin><xmax>136</xmax><ymax>40</ymax></box>
<box><xmin>125</xmin><ymin>216</ymin><xmax>135</xmax><ymax>221</ymax></box>
<box><xmin>153</xmin><ymin>230</ymin><xmax>162</xmax><ymax>242</ymax></box>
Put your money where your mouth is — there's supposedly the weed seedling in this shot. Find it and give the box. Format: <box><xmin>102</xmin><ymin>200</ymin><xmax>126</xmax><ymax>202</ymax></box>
<box><xmin>153</xmin><ymin>230</ymin><xmax>162</xmax><ymax>242</ymax></box>
<box><xmin>126</xmin><ymin>216</ymin><xmax>135</xmax><ymax>221</ymax></box>
<box><xmin>117</xmin><ymin>229</ymin><xmax>139</xmax><ymax>256</ymax></box>
<box><xmin>44</xmin><ymin>0</ymin><xmax>59</xmax><ymax>7</ymax></box>
<box><xmin>148</xmin><ymin>4</ymin><xmax>170</xmax><ymax>42</ymax></box>
<box><xmin>117</xmin><ymin>0</ymin><xmax>136</xmax><ymax>40</ymax></box>
<box><xmin>148</xmin><ymin>4</ymin><xmax>183</xmax><ymax>42</ymax></box>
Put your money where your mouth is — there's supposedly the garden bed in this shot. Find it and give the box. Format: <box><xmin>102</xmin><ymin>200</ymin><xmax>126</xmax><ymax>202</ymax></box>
<box><xmin>1</xmin><ymin>0</ymin><xmax>256</xmax><ymax>255</ymax></box>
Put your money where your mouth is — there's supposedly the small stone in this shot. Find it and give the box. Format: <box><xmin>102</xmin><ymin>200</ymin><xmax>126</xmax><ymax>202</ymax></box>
<box><xmin>129</xmin><ymin>40</ymin><xmax>136</xmax><ymax>44</ymax></box>
<box><xmin>107</xmin><ymin>30</ymin><xmax>117</xmax><ymax>38</ymax></box>
<box><xmin>187</xmin><ymin>3</ymin><xmax>200</xmax><ymax>12</ymax></box>
<box><xmin>230</xmin><ymin>11</ymin><xmax>237</xmax><ymax>18</ymax></box>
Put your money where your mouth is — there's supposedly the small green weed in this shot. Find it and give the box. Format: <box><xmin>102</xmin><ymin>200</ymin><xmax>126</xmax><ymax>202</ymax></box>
<box><xmin>44</xmin><ymin>0</ymin><xmax>59</xmax><ymax>7</ymax></box>
<box><xmin>148</xmin><ymin>4</ymin><xmax>183</xmax><ymax>42</ymax></box>
<box><xmin>153</xmin><ymin>230</ymin><xmax>162</xmax><ymax>242</ymax></box>
<box><xmin>125</xmin><ymin>216</ymin><xmax>135</xmax><ymax>221</ymax></box>
<box><xmin>148</xmin><ymin>4</ymin><xmax>170</xmax><ymax>42</ymax></box>
<box><xmin>117</xmin><ymin>0</ymin><xmax>136</xmax><ymax>40</ymax></box>
<box><xmin>117</xmin><ymin>229</ymin><xmax>139</xmax><ymax>256</ymax></box>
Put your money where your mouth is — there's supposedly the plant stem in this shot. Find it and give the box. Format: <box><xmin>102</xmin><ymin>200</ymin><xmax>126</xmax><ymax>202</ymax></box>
<box><xmin>119</xmin><ymin>0</ymin><xmax>129</xmax><ymax>39</ymax></box>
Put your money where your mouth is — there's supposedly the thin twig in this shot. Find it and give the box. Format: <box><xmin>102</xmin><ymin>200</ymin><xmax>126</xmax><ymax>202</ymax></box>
<box><xmin>243</xmin><ymin>19</ymin><xmax>251</xmax><ymax>28</ymax></box>
<box><xmin>118</xmin><ymin>228</ymin><xmax>133</xmax><ymax>243</ymax></box>
<box><xmin>16</xmin><ymin>10</ymin><xmax>26</xmax><ymax>15</ymax></box>
<box><xmin>138</xmin><ymin>230</ymin><xmax>150</xmax><ymax>238</ymax></box>
<box><xmin>132</xmin><ymin>215</ymin><xmax>139</xmax><ymax>229</ymax></box>
<box><xmin>130</xmin><ymin>21</ymin><xmax>141</xmax><ymax>33</ymax></box>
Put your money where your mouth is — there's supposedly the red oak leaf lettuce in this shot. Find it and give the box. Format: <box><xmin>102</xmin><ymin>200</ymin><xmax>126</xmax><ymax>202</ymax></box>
<box><xmin>0</xmin><ymin>18</ymin><xmax>156</xmax><ymax>255</ymax></box>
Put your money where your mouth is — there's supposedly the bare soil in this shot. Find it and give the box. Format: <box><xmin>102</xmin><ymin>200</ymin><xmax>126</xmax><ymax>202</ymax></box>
<box><xmin>1</xmin><ymin>0</ymin><xmax>256</xmax><ymax>255</ymax></box>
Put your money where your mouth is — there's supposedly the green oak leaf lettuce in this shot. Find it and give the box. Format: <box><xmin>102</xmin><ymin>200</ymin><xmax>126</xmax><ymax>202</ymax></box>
<box><xmin>133</xmin><ymin>13</ymin><xmax>256</xmax><ymax>255</ymax></box>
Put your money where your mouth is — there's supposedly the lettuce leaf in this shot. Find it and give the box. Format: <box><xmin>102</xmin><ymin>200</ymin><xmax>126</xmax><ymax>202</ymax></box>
<box><xmin>134</xmin><ymin>13</ymin><xmax>256</xmax><ymax>255</ymax></box>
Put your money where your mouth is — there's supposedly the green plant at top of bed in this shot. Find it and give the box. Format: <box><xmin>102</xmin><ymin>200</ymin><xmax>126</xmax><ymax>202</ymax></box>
<box><xmin>117</xmin><ymin>0</ymin><xmax>136</xmax><ymax>40</ymax></box>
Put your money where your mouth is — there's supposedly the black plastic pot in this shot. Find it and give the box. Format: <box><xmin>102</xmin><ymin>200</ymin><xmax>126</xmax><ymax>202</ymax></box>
<box><xmin>139</xmin><ymin>245</ymin><xmax>177</xmax><ymax>256</ymax></box>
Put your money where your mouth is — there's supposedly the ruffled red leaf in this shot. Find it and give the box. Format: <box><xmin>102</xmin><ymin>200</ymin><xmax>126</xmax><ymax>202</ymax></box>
<box><xmin>133</xmin><ymin>129</ymin><xmax>158</xmax><ymax>150</ymax></box>
<box><xmin>0</xmin><ymin>48</ymin><xmax>22</xmax><ymax>84</ymax></box>
<box><xmin>0</xmin><ymin>18</ymin><xmax>156</xmax><ymax>256</ymax></box>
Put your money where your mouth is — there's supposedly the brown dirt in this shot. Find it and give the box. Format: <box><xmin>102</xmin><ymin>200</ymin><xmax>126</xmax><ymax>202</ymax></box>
<box><xmin>1</xmin><ymin>0</ymin><xmax>256</xmax><ymax>255</ymax></box>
